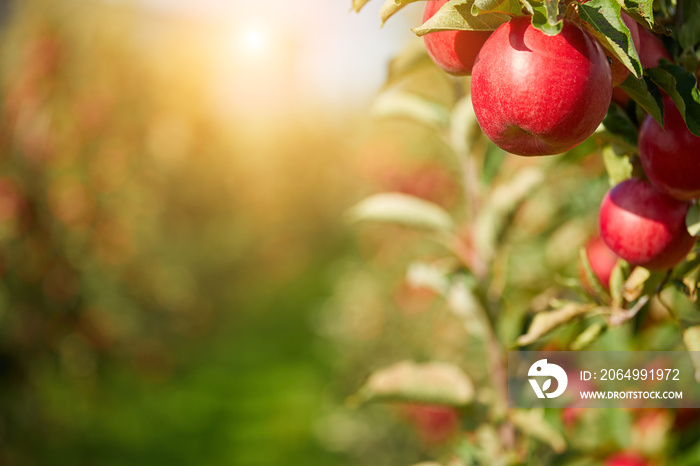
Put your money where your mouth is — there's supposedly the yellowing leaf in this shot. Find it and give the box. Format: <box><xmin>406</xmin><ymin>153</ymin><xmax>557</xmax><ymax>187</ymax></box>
<box><xmin>472</xmin><ymin>0</ymin><xmax>523</xmax><ymax>16</ymax></box>
<box><xmin>353</xmin><ymin>360</ymin><xmax>475</xmax><ymax>406</ymax></box>
<box><xmin>686</xmin><ymin>202</ymin><xmax>700</xmax><ymax>237</ymax></box>
<box><xmin>380</xmin><ymin>0</ymin><xmax>422</xmax><ymax>24</ymax></box>
<box><xmin>571</xmin><ymin>322</ymin><xmax>606</xmax><ymax>350</ymax></box>
<box><xmin>511</xmin><ymin>409</ymin><xmax>566</xmax><ymax>453</ymax></box>
<box><xmin>347</xmin><ymin>192</ymin><xmax>455</xmax><ymax>232</ymax></box>
<box><xmin>682</xmin><ymin>326</ymin><xmax>700</xmax><ymax>382</ymax></box>
<box><xmin>352</xmin><ymin>0</ymin><xmax>373</xmax><ymax>13</ymax></box>
<box><xmin>602</xmin><ymin>146</ymin><xmax>633</xmax><ymax>187</ymax></box>
<box><xmin>413</xmin><ymin>0</ymin><xmax>510</xmax><ymax>35</ymax></box>
<box><xmin>622</xmin><ymin>267</ymin><xmax>651</xmax><ymax>302</ymax></box>
<box><xmin>371</xmin><ymin>90</ymin><xmax>451</xmax><ymax>128</ymax></box>
<box><xmin>517</xmin><ymin>303</ymin><xmax>596</xmax><ymax>346</ymax></box>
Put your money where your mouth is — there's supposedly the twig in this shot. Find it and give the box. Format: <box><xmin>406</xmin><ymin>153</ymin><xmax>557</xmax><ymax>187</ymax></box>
<box><xmin>609</xmin><ymin>294</ymin><xmax>650</xmax><ymax>326</ymax></box>
<box><xmin>609</xmin><ymin>270</ymin><xmax>673</xmax><ymax>326</ymax></box>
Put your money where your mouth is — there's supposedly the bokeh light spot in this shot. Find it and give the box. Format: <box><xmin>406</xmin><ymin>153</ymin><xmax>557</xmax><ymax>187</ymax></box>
<box><xmin>238</xmin><ymin>25</ymin><xmax>270</xmax><ymax>58</ymax></box>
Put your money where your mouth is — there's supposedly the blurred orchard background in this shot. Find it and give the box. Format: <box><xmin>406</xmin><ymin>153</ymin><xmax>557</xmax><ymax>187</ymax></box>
<box><xmin>7</xmin><ymin>0</ymin><xmax>699</xmax><ymax>465</ymax></box>
<box><xmin>0</xmin><ymin>0</ymin><xmax>436</xmax><ymax>464</ymax></box>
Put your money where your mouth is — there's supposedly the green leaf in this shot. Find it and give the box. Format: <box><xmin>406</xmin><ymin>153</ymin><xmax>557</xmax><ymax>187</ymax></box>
<box><xmin>523</xmin><ymin>0</ymin><xmax>563</xmax><ymax>35</ymax></box>
<box><xmin>542</xmin><ymin>0</ymin><xmax>560</xmax><ymax>31</ymax></box>
<box><xmin>474</xmin><ymin>167</ymin><xmax>544</xmax><ymax>264</ymax></box>
<box><xmin>674</xmin><ymin>253</ymin><xmax>700</xmax><ymax>278</ymax></box>
<box><xmin>517</xmin><ymin>302</ymin><xmax>596</xmax><ymax>346</ymax></box>
<box><xmin>580</xmin><ymin>247</ymin><xmax>611</xmax><ymax>301</ymax></box>
<box><xmin>455</xmin><ymin>441</ymin><xmax>481</xmax><ymax>465</ymax></box>
<box><xmin>623</xmin><ymin>0</ymin><xmax>654</xmax><ymax>27</ymax></box>
<box><xmin>602</xmin><ymin>146</ymin><xmax>633</xmax><ymax>186</ymax></box>
<box><xmin>571</xmin><ymin>322</ymin><xmax>606</xmax><ymax>350</ymax></box>
<box><xmin>475</xmin><ymin>0</ymin><xmax>507</xmax><ymax>10</ymax></box>
<box><xmin>593</xmin><ymin>128</ymin><xmax>638</xmax><ymax>155</ymax></box>
<box><xmin>579</xmin><ymin>0</ymin><xmax>642</xmax><ymax>77</ymax></box>
<box><xmin>618</xmin><ymin>74</ymin><xmax>664</xmax><ymax>125</ymax></box>
<box><xmin>674</xmin><ymin>438</ymin><xmax>700</xmax><ymax>466</ymax></box>
<box><xmin>511</xmin><ymin>409</ymin><xmax>567</xmax><ymax>453</ymax></box>
<box><xmin>413</xmin><ymin>0</ymin><xmax>511</xmax><ymax>35</ymax></box>
<box><xmin>609</xmin><ymin>259</ymin><xmax>628</xmax><ymax>308</ymax></box>
<box><xmin>602</xmin><ymin>104</ymin><xmax>639</xmax><ymax>147</ymax></box>
<box><xmin>352</xmin><ymin>360</ymin><xmax>475</xmax><ymax>406</ymax></box>
<box><xmin>447</xmin><ymin>274</ymin><xmax>490</xmax><ymax>338</ymax></box>
<box><xmin>641</xmin><ymin>270</ymin><xmax>668</xmax><ymax>295</ymax></box>
<box><xmin>679</xmin><ymin>4</ymin><xmax>700</xmax><ymax>50</ymax></box>
<box><xmin>449</xmin><ymin>95</ymin><xmax>481</xmax><ymax>156</ymax></box>
<box><xmin>682</xmin><ymin>265</ymin><xmax>700</xmax><ymax>302</ymax></box>
<box><xmin>682</xmin><ymin>326</ymin><xmax>700</xmax><ymax>382</ymax></box>
<box><xmin>474</xmin><ymin>425</ymin><xmax>512</xmax><ymax>463</ymax></box>
<box><xmin>406</xmin><ymin>261</ymin><xmax>452</xmax><ymax>295</ymax></box>
<box><xmin>687</xmin><ymin>204</ymin><xmax>700</xmax><ymax>237</ymax></box>
<box><xmin>371</xmin><ymin>90</ymin><xmax>451</xmax><ymax>128</ymax></box>
<box><xmin>347</xmin><ymin>192</ymin><xmax>455</xmax><ymax>232</ymax></box>
<box><xmin>472</xmin><ymin>0</ymin><xmax>523</xmax><ymax>15</ymax></box>
<box><xmin>385</xmin><ymin>41</ymin><xmax>434</xmax><ymax>85</ymax></box>
<box><xmin>380</xmin><ymin>0</ymin><xmax>422</xmax><ymax>24</ymax></box>
<box><xmin>646</xmin><ymin>63</ymin><xmax>700</xmax><ymax>137</ymax></box>
<box><xmin>604</xmin><ymin>408</ymin><xmax>634</xmax><ymax>448</ymax></box>
<box><xmin>352</xmin><ymin>0</ymin><xmax>373</xmax><ymax>13</ymax></box>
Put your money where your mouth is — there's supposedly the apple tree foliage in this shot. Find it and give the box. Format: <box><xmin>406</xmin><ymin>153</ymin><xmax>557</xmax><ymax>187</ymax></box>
<box><xmin>336</xmin><ymin>0</ymin><xmax>700</xmax><ymax>464</ymax></box>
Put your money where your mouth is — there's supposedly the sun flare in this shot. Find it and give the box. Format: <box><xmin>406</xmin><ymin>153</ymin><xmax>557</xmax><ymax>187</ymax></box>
<box><xmin>238</xmin><ymin>25</ymin><xmax>271</xmax><ymax>58</ymax></box>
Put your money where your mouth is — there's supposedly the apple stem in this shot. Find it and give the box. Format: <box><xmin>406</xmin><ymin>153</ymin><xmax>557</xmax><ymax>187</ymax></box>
<box><xmin>611</xmin><ymin>294</ymin><xmax>649</xmax><ymax>325</ymax></box>
<box><xmin>563</xmin><ymin>2</ymin><xmax>579</xmax><ymax>23</ymax></box>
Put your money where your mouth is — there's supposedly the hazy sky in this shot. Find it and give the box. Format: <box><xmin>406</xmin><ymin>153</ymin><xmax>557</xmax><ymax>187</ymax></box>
<box><xmin>123</xmin><ymin>0</ymin><xmax>422</xmax><ymax>108</ymax></box>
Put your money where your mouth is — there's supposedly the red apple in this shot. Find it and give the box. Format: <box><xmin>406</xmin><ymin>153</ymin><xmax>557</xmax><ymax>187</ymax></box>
<box><xmin>605</xmin><ymin>452</ymin><xmax>650</xmax><ymax>466</ymax></box>
<box><xmin>471</xmin><ymin>16</ymin><xmax>612</xmax><ymax>156</ymax></box>
<box><xmin>609</xmin><ymin>13</ymin><xmax>641</xmax><ymax>87</ymax></box>
<box><xmin>582</xmin><ymin>236</ymin><xmax>619</xmax><ymax>291</ymax></box>
<box><xmin>422</xmin><ymin>0</ymin><xmax>492</xmax><ymax>76</ymax></box>
<box><xmin>599</xmin><ymin>178</ymin><xmax>696</xmax><ymax>270</ymax></box>
<box><xmin>638</xmin><ymin>26</ymin><xmax>671</xmax><ymax>68</ymax></box>
<box><xmin>639</xmin><ymin>97</ymin><xmax>700</xmax><ymax>200</ymax></box>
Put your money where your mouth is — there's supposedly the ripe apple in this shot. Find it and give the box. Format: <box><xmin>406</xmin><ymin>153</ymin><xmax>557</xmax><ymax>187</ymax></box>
<box><xmin>582</xmin><ymin>236</ymin><xmax>619</xmax><ymax>291</ymax></box>
<box><xmin>422</xmin><ymin>0</ymin><xmax>492</xmax><ymax>76</ymax></box>
<box><xmin>638</xmin><ymin>26</ymin><xmax>671</xmax><ymax>68</ymax></box>
<box><xmin>638</xmin><ymin>97</ymin><xmax>700</xmax><ymax>201</ymax></box>
<box><xmin>609</xmin><ymin>13</ymin><xmax>641</xmax><ymax>87</ymax></box>
<box><xmin>599</xmin><ymin>178</ymin><xmax>696</xmax><ymax>270</ymax></box>
<box><xmin>605</xmin><ymin>452</ymin><xmax>650</xmax><ymax>466</ymax></box>
<box><xmin>471</xmin><ymin>16</ymin><xmax>612</xmax><ymax>156</ymax></box>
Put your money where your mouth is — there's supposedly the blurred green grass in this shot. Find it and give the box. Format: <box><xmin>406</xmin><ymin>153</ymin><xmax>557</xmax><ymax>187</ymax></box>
<box><xmin>0</xmin><ymin>1</ymin><xmax>358</xmax><ymax>464</ymax></box>
<box><xmin>30</xmin><ymin>254</ymin><xmax>345</xmax><ymax>466</ymax></box>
